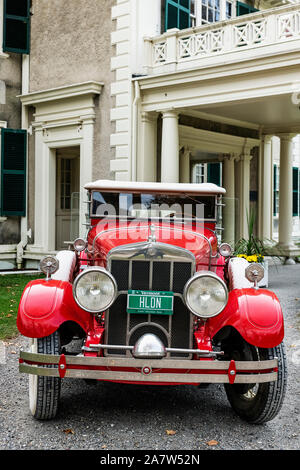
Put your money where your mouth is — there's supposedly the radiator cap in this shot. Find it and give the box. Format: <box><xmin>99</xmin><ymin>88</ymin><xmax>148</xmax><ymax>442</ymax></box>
<box><xmin>132</xmin><ymin>334</ymin><xmax>166</xmax><ymax>359</ymax></box>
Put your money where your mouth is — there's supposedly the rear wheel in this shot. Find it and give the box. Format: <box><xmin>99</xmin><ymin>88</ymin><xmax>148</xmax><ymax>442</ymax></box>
<box><xmin>29</xmin><ymin>331</ymin><xmax>61</xmax><ymax>420</ymax></box>
<box><xmin>224</xmin><ymin>340</ymin><xmax>287</xmax><ymax>424</ymax></box>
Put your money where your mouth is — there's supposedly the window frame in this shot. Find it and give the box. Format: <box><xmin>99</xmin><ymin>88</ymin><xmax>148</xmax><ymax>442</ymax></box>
<box><xmin>165</xmin><ymin>0</ymin><xmax>192</xmax><ymax>31</ymax></box>
<box><xmin>196</xmin><ymin>0</ymin><xmax>236</xmax><ymax>26</ymax></box>
<box><xmin>0</xmin><ymin>127</ymin><xmax>27</xmax><ymax>217</ymax></box>
<box><xmin>236</xmin><ymin>1</ymin><xmax>258</xmax><ymax>17</ymax></box>
<box><xmin>3</xmin><ymin>0</ymin><xmax>30</xmax><ymax>54</ymax></box>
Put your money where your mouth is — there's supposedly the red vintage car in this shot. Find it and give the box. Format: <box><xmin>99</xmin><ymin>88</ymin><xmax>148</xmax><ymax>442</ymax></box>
<box><xmin>17</xmin><ymin>180</ymin><xmax>287</xmax><ymax>423</ymax></box>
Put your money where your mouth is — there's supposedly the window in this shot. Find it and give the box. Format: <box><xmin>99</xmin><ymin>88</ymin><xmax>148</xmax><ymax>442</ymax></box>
<box><xmin>236</xmin><ymin>1</ymin><xmax>258</xmax><ymax>16</ymax></box>
<box><xmin>0</xmin><ymin>128</ymin><xmax>27</xmax><ymax>216</ymax></box>
<box><xmin>194</xmin><ymin>163</ymin><xmax>205</xmax><ymax>183</ymax></box>
<box><xmin>273</xmin><ymin>164</ymin><xmax>279</xmax><ymax>216</ymax></box>
<box><xmin>3</xmin><ymin>0</ymin><xmax>30</xmax><ymax>54</ymax></box>
<box><xmin>293</xmin><ymin>167</ymin><xmax>300</xmax><ymax>217</ymax></box>
<box><xmin>225</xmin><ymin>1</ymin><xmax>234</xmax><ymax>19</ymax></box>
<box><xmin>165</xmin><ymin>0</ymin><xmax>192</xmax><ymax>31</ymax></box>
<box><xmin>207</xmin><ymin>162</ymin><xmax>221</xmax><ymax>186</ymax></box>
<box><xmin>201</xmin><ymin>0</ymin><xmax>220</xmax><ymax>24</ymax></box>
<box><xmin>60</xmin><ymin>159</ymin><xmax>72</xmax><ymax>211</ymax></box>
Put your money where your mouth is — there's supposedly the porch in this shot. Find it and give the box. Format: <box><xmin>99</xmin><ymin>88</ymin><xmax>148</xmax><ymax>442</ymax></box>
<box><xmin>132</xmin><ymin>2</ymin><xmax>300</xmax><ymax>257</ymax></box>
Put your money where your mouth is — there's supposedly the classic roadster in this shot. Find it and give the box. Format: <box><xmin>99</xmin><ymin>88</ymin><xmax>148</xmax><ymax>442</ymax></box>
<box><xmin>17</xmin><ymin>180</ymin><xmax>287</xmax><ymax>423</ymax></box>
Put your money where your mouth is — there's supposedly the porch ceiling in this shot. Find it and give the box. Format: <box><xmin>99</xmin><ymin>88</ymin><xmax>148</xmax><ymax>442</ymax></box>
<box><xmin>199</xmin><ymin>93</ymin><xmax>300</xmax><ymax>134</ymax></box>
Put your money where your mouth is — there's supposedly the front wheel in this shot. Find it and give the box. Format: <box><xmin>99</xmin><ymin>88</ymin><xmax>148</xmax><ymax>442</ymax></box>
<box><xmin>29</xmin><ymin>331</ymin><xmax>61</xmax><ymax>420</ymax></box>
<box><xmin>224</xmin><ymin>341</ymin><xmax>287</xmax><ymax>424</ymax></box>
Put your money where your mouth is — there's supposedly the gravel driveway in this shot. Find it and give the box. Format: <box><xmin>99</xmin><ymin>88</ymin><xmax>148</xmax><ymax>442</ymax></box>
<box><xmin>0</xmin><ymin>264</ymin><xmax>299</xmax><ymax>451</ymax></box>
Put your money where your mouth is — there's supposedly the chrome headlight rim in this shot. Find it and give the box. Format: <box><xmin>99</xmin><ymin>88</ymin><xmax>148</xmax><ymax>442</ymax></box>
<box><xmin>219</xmin><ymin>242</ymin><xmax>232</xmax><ymax>258</ymax></box>
<box><xmin>183</xmin><ymin>271</ymin><xmax>228</xmax><ymax>319</ymax></box>
<box><xmin>73</xmin><ymin>238</ymin><xmax>87</xmax><ymax>253</ymax></box>
<box><xmin>73</xmin><ymin>267</ymin><xmax>117</xmax><ymax>313</ymax></box>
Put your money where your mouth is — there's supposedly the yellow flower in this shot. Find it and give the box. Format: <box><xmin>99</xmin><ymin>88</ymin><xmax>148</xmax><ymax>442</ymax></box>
<box><xmin>236</xmin><ymin>253</ymin><xmax>264</xmax><ymax>263</ymax></box>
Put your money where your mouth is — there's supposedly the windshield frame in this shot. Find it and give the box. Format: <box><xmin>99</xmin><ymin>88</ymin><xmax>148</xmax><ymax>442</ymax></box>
<box><xmin>89</xmin><ymin>190</ymin><xmax>217</xmax><ymax>222</ymax></box>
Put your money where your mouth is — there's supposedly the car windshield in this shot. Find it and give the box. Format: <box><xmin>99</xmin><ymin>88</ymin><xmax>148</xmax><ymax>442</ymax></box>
<box><xmin>91</xmin><ymin>191</ymin><xmax>216</xmax><ymax>221</ymax></box>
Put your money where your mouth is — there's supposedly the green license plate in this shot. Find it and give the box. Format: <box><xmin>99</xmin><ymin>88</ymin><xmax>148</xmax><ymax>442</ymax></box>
<box><xmin>127</xmin><ymin>290</ymin><xmax>174</xmax><ymax>315</ymax></box>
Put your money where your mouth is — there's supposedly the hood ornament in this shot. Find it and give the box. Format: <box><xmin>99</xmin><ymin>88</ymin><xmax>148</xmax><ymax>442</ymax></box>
<box><xmin>148</xmin><ymin>224</ymin><xmax>156</xmax><ymax>243</ymax></box>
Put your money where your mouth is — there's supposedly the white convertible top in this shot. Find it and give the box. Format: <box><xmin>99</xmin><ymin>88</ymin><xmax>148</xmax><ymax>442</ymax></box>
<box><xmin>84</xmin><ymin>179</ymin><xmax>226</xmax><ymax>195</ymax></box>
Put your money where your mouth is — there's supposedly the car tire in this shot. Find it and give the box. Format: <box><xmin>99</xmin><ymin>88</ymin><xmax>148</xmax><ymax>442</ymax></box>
<box><xmin>29</xmin><ymin>331</ymin><xmax>61</xmax><ymax>420</ymax></box>
<box><xmin>224</xmin><ymin>341</ymin><xmax>287</xmax><ymax>424</ymax></box>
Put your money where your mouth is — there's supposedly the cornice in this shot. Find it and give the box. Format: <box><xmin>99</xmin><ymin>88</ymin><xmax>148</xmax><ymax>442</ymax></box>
<box><xmin>18</xmin><ymin>81</ymin><xmax>104</xmax><ymax>106</ymax></box>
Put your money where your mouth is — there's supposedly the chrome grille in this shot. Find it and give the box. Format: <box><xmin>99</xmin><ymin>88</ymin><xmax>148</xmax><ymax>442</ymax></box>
<box><xmin>105</xmin><ymin>242</ymin><xmax>195</xmax><ymax>359</ymax></box>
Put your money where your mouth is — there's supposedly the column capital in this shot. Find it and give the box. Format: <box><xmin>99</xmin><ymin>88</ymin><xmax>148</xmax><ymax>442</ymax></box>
<box><xmin>261</xmin><ymin>134</ymin><xmax>273</xmax><ymax>143</ymax></box>
<box><xmin>278</xmin><ymin>132</ymin><xmax>297</xmax><ymax>141</ymax></box>
<box><xmin>181</xmin><ymin>146</ymin><xmax>192</xmax><ymax>157</ymax></box>
<box><xmin>221</xmin><ymin>153</ymin><xmax>238</xmax><ymax>162</ymax></box>
<box><xmin>161</xmin><ymin>109</ymin><xmax>179</xmax><ymax>119</ymax></box>
<box><xmin>239</xmin><ymin>154</ymin><xmax>253</xmax><ymax>162</ymax></box>
<box><xmin>141</xmin><ymin>111</ymin><xmax>158</xmax><ymax>123</ymax></box>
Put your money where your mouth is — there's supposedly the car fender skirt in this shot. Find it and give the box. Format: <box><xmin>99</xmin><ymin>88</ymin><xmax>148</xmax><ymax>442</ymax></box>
<box><xmin>208</xmin><ymin>288</ymin><xmax>284</xmax><ymax>349</ymax></box>
<box><xmin>17</xmin><ymin>279</ymin><xmax>91</xmax><ymax>338</ymax></box>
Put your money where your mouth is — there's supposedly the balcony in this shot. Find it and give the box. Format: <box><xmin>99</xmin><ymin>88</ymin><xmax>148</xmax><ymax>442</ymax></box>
<box><xmin>143</xmin><ymin>4</ymin><xmax>300</xmax><ymax>75</ymax></box>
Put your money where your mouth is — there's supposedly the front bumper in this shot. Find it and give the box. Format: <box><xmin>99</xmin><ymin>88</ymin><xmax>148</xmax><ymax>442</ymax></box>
<box><xmin>19</xmin><ymin>351</ymin><xmax>278</xmax><ymax>385</ymax></box>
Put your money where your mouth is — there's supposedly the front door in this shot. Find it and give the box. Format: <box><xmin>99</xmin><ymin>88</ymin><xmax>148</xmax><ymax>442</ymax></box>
<box><xmin>55</xmin><ymin>148</ymin><xmax>80</xmax><ymax>250</ymax></box>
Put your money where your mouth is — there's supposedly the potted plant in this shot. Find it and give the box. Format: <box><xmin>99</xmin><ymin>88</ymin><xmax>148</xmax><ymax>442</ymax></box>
<box><xmin>233</xmin><ymin>209</ymin><xmax>277</xmax><ymax>288</ymax></box>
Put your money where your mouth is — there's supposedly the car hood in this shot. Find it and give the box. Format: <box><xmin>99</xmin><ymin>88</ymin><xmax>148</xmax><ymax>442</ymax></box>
<box><xmin>87</xmin><ymin>221</ymin><xmax>217</xmax><ymax>268</ymax></box>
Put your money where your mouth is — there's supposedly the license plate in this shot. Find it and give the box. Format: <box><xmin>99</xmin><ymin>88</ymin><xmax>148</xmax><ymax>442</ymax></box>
<box><xmin>127</xmin><ymin>290</ymin><xmax>174</xmax><ymax>315</ymax></box>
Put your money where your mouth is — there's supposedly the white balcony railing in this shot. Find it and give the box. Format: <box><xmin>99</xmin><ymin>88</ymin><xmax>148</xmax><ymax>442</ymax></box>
<box><xmin>143</xmin><ymin>4</ymin><xmax>300</xmax><ymax>74</ymax></box>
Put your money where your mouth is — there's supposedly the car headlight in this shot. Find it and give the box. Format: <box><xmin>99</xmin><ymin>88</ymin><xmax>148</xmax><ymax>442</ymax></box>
<box><xmin>183</xmin><ymin>272</ymin><xmax>228</xmax><ymax>318</ymax></box>
<box><xmin>73</xmin><ymin>267</ymin><xmax>117</xmax><ymax>313</ymax></box>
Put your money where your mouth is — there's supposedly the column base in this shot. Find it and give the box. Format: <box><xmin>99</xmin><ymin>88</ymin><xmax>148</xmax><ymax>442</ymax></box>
<box><xmin>275</xmin><ymin>243</ymin><xmax>300</xmax><ymax>258</ymax></box>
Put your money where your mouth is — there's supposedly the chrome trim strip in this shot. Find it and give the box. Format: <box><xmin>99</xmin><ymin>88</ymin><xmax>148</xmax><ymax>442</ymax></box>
<box><xmin>19</xmin><ymin>364</ymin><xmax>277</xmax><ymax>384</ymax></box>
<box><xmin>82</xmin><ymin>344</ymin><xmax>223</xmax><ymax>356</ymax></box>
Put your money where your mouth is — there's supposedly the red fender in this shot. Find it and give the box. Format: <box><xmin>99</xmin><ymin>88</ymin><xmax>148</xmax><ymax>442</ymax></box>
<box><xmin>17</xmin><ymin>279</ymin><xmax>92</xmax><ymax>338</ymax></box>
<box><xmin>207</xmin><ymin>288</ymin><xmax>284</xmax><ymax>349</ymax></box>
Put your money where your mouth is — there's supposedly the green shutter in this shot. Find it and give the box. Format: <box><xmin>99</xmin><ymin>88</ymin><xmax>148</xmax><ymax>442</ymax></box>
<box><xmin>236</xmin><ymin>1</ymin><xmax>258</xmax><ymax>16</ymax></box>
<box><xmin>273</xmin><ymin>164</ymin><xmax>277</xmax><ymax>216</ymax></box>
<box><xmin>165</xmin><ymin>0</ymin><xmax>190</xmax><ymax>31</ymax></box>
<box><xmin>0</xmin><ymin>128</ymin><xmax>27</xmax><ymax>216</ymax></box>
<box><xmin>207</xmin><ymin>162</ymin><xmax>221</xmax><ymax>186</ymax></box>
<box><xmin>3</xmin><ymin>0</ymin><xmax>30</xmax><ymax>54</ymax></box>
<box><xmin>293</xmin><ymin>167</ymin><xmax>299</xmax><ymax>217</ymax></box>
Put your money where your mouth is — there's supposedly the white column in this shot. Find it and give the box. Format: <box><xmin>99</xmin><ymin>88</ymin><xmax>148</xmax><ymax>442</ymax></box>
<box><xmin>138</xmin><ymin>112</ymin><xmax>157</xmax><ymax>182</ymax></box>
<box><xmin>161</xmin><ymin>110</ymin><xmax>179</xmax><ymax>183</ymax></box>
<box><xmin>222</xmin><ymin>154</ymin><xmax>236</xmax><ymax>244</ymax></box>
<box><xmin>236</xmin><ymin>153</ymin><xmax>252</xmax><ymax>240</ymax></box>
<box><xmin>278</xmin><ymin>134</ymin><xmax>296</xmax><ymax>250</ymax></box>
<box><xmin>261</xmin><ymin>135</ymin><xmax>273</xmax><ymax>240</ymax></box>
<box><xmin>180</xmin><ymin>147</ymin><xmax>191</xmax><ymax>183</ymax></box>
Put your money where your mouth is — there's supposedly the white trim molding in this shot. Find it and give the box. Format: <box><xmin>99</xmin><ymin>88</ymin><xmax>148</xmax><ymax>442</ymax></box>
<box><xmin>179</xmin><ymin>125</ymin><xmax>260</xmax><ymax>155</ymax></box>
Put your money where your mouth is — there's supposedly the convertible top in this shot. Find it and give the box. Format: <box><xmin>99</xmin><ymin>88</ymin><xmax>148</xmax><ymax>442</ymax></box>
<box><xmin>84</xmin><ymin>179</ymin><xmax>226</xmax><ymax>195</ymax></box>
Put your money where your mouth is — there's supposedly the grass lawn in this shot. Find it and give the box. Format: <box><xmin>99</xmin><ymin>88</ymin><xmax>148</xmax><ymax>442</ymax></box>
<box><xmin>0</xmin><ymin>274</ymin><xmax>44</xmax><ymax>340</ymax></box>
